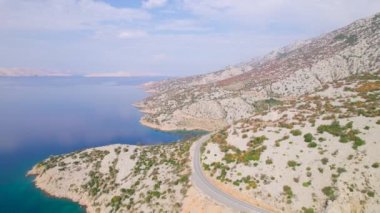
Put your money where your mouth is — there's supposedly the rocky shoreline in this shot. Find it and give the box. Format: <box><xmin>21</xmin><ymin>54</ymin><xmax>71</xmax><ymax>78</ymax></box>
<box><xmin>27</xmin><ymin>141</ymin><xmax>205</xmax><ymax>212</ymax></box>
<box><xmin>27</xmin><ymin>169</ymin><xmax>94</xmax><ymax>212</ymax></box>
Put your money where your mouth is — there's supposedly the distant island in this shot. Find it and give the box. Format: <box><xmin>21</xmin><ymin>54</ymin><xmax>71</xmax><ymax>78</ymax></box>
<box><xmin>0</xmin><ymin>68</ymin><xmax>71</xmax><ymax>77</ymax></box>
<box><xmin>28</xmin><ymin>13</ymin><xmax>380</xmax><ymax>213</ymax></box>
<box><xmin>0</xmin><ymin>69</ymin><xmax>166</xmax><ymax>79</ymax></box>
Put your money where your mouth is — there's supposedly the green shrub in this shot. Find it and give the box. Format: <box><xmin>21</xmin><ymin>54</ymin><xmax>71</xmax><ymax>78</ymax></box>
<box><xmin>110</xmin><ymin>195</ymin><xmax>122</xmax><ymax>209</ymax></box>
<box><xmin>290</xmin><ymin>129</ymin><xmax>302</xmax><ymax>136</ymax></box>
<box><xmin>334</xmin><ymin>34</ymin><xmax>346</xmax><ymax>41</ymax></box>
<box><xmin>321</xmin><ymin>158</ymin><xmax>329</xmax><ymax>165</ymax></box>
<box><xmin>346</xmin><ymin>34</ymin><xmax>358</xmax><ymax>45</ymax></box>
<box><xmin>302</xmin><ymin>207</ymin><xmax>315</xmax><ymax>213</ymax></box>
<box><xmin>337</xmin><ymin>167</ymin><xmax>346</xmax><ymax>174</ymax></box>
<box><xmin>318</xmin><ymin>120</ymin><xmax>365</xmax><ymax>149</ymax></box>
<box><xmin>254</xmin><ymin>98</ymin><xmax>283</xmax><ymax>112</ymax></box>
<box><xmin>265</xmin><ymin>158</ymin><xmax>273</xmax><ymax>165</ymax></box>
<box><xmin>283</xmin><ymin>185</ymin><xmax>294</xmax><ymax>203</ymax></box>
<box><xmin>339</xmin><ymin>135</ymin><xmax>349</xmax><ymax>143</ymax></box>
<box><xmin>248</xmin><ymin>136</ymin><xmax>267</xmax><ymax>147</ymax></box>
<box><xmin>367</xmin><ymin>191</ymin><xmax>375</xmax><ymax>197</ymax></box>
<box><xmin>178</xmin><ymin>175</ymin><xmax>189</xmax><ymax>183</ymax></box>
<box><xmin>243</xmin><ymin>151</ymin><xmax>261</xmax><ymax>161</ymax></box>
<box><xmin>334</xmin><ymin>34</ymin><xmax>358</xmax><ymax>45</ymax></box>
<box><xmin>353</xmin><ymin>137</ymin><xmax>365</xmax><ymax>149</ymax></box>
<box><xmin>304</xmin><ymin>133</ymin><xmax>313</xmax><ymax>142</ymax></box>
<box><xmin>288</xmin><ymin>160</ymin><xmax>300</xmax><ymax>168</ymax></box>
<box><xmin>302</xmin><ymin>181</ymin><xmax>311</xmax><ymax>187</ymax></box>
<box><xmin>306</xmin><ymin>171</ymin><xmax>312</xmax><ymax>177</ymax></box>
<box><xmin>372</xmin><ymin>162</ymin><xmax>379</xmax><ymax>168</ymax></box>
<box><xmin>318</xmin><ymin>168</ymin><xmax>324</xmax><ymax>173</ymax></box>
<box><xmin>322</xmin><ymin>186</ymin><xmax>336</xmax><ymax>200</ymax></box>
<box><xmin>308</xmin><ymin>142</ymin><xmax>317</xmax><ymax>148</ymax></box>
<box><xmin>317</xmin><ymin>121</ymin><xmax>345</xmax><ymax>136</ymax></box>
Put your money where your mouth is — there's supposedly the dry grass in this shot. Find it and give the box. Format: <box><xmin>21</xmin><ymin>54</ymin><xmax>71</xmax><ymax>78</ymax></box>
<box><xmin>356</xmin><ymin>81</ymin><xmax>380</xmax><ymax>93</ymax></box>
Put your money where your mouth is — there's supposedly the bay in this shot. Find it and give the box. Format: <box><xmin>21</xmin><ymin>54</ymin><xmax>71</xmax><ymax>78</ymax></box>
<box><xmin>0</xmin><ymin>77</ymin><xmax>188</xmax><ymax>212</ymax></box>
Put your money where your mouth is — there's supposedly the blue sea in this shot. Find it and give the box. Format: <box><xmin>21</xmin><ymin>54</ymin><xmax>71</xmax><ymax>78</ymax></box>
<box><xmin>0</xmin><ymin>77</ymin><xmax>193</xmax><ymax>212</ymax></box>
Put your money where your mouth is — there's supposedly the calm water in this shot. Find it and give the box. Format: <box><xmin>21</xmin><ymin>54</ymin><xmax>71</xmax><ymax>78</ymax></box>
<box><xmin>0</xmin><ymin>77</ymin><xmax>191</xmax><ymax>212</ymax></box>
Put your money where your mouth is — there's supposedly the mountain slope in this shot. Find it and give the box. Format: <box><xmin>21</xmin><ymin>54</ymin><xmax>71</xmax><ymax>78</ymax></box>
<box><xmin>200</xmin><ymin>73</ymin><xmax>380</xmax><ymax>212</ymax></box>
<box><xmin>136</xmin><ymin>12</ymin><xmax>380</xmax><ymax>131</ymax></box>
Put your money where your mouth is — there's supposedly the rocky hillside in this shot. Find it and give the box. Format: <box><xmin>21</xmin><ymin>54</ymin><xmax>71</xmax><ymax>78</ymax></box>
<box><xmin>201</xmin><ymin>73</ymin><xmax>380</xmax><ymax>213</ymax></box>
<box><xmin>28</xmin><ymin>141</ymin><xmax>196</xmax><ymax>213</ymax></box>
<box><xmin>136</xmin><ymin>13</ymin><xmax>380</xmax><ymax>131</ymax></box>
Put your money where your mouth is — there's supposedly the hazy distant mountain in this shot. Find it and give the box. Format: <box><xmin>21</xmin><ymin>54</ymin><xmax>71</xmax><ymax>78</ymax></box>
<box><xmin>137</xmin><ymin>12</ymin><xmax>380</xmax><ymax>131</ymax></box>
<box><xmin>0</xmin><ymin>68</ymin><xmax>71</xmax><ymax>77</ymax></box>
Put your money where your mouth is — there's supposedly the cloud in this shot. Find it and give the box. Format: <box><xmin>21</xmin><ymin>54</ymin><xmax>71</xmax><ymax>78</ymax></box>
<box><xmin>182</xmin><ymin>0</ymin><xmax>380</xmax><ymax>32</ymax></box>
<box><xmin>0</xmin><ymin>0</ymin><xmax>150</xmax><ymax>31</ymax></box>
<box><xmin>156</xmin><ymin>19</ymin><xmax>209</xmax><ymax>32</ymax></box>
<box><xmin>152</xmin><ymin>53</ymin><xmax>170</xmax><ymax>63</ymax></box>
<box><xmin>142</xmin><ymin>0</ymin><xmax>168</xmax><ymax>9</ymax></box>
<box><xmin>118</xmin><ymin>30</ymin><xmax>148</xmax><ymax>39</ymax></box>
<box><xmin>0</xmin><ymin>0</ymin><xmax>379</xmax><ymax>77</ymax></box>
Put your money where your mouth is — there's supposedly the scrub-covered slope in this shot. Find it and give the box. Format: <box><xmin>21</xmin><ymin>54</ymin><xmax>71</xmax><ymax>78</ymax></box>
<box><xmin>28</xmin><ymin>141</ymin><xmax>195</xmax><ymax>213</ymax></box>
<box><xmin>137</xmin><ymin>13</ymin><xmax>380</xmax><ymax>131</ymax></box>
<box><xmin>201</xmin><ymin>73</ymin><xmax>380</xmax><ymax>212</ymax></box>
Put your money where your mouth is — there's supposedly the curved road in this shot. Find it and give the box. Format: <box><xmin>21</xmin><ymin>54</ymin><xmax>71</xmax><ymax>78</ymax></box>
<box><xmin>191</xmin><ymin>134</ymin><xmax>269</xmax><ymax>213</ymax></box>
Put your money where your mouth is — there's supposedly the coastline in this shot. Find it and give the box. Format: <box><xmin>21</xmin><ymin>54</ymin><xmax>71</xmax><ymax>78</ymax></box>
<box><xmin>25</xmin><ymin>83</ymin><xmax>225</xmax><ymax>213</ymax></box>
<box><xmin>139</xmin><ymin>117</ymin><xmax>207</xmax><ymax>132</ymax></box>
<box><xmin>136</xmin><ymin>104</ymin><xmax>228</xmax><ymax>132</ymax></box>
<box><xmin>134</xmin><ymin>81</ymin><xmax>226</xmax><ymax>132</ymax></box>
<box><xmin>26</xmin><ymin>141</ymin><xmax>199</xmax><ymax>213</ymax></box>
<box><xmin>27</xmin><ymin>168</ymin><xmax>94</xmax><ymax>213</ymax></box>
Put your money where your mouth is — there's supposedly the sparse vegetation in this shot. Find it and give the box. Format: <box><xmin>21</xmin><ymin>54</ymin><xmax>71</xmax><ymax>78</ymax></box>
<box><xmin>356</xmin><ymin>81</ymin><xmax>380</xmax><ymax>93</ymax></box>
<box><xmin>321</xmin><ymin>158</ymin><xmax>329</xmax><ymax>165</ymax></box>
<box><xmin>367</xmin><ymin>191</ymin><xmax>375</xmax><ymax>197</ymax></box>
<box><xmin>265</xmin><ymin>158</ymin><xmax>273</xmax><ymax>165</ymax></box>
<box><xmin>302</xmin><ymin>181</ymin><xmax>311</xmax><ymax>187</ymax></box>
<box><xmin>317</xmin><ymin>121</ymin><xmax>365</xmax><ymax>149</ymax></box>
<box><xmin>290</xmin><ymin>129</ymin><xmax>302</xmax><ymax>136</ymax></box>
<box><xmin>334</xmin><ymin>34</ymin><xmax>358</xmax><ymax>45</ymax></box>
<box><xmin>283</xmin><ymin>185</ymin><xmax>294</xmax><ymax>203</ymax></box>
<box><xmin>322</xmin><ymin>186</ymin><xmax>336</xmax><ymax>200</ymax></box>
<box><xmin>302</xmin><ymin>207</ymin><xmax>315</xmax><ymax>213</ymax></box>
<box><xmin>303</xmin><ymin>133</ymin><xmax>313</xmax><ymax>143</ymax></box>
<box><xmin>287</xmin><ymin>160</ymin><xmax>300</xmax><ymax>169</ymax></box>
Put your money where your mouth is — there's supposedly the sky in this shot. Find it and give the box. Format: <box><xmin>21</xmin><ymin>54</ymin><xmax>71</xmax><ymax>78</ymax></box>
<box><xmin>0</xmin><ymin>0</ymin><xmax>379</xmax><ymax>77</ymax></box>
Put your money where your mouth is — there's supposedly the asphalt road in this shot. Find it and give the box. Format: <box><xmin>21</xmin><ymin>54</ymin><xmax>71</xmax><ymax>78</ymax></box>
<box><xmin>191</xmin><ymin>134</ymin><xmax>269</xmax><ymax>213</ymax></box>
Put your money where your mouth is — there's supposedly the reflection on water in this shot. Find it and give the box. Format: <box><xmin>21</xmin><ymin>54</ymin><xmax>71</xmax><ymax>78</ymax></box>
<box><xmin>0</xmin><ymin>76</ymin><xmax>185</xmax><ymax>212</ymax></box>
